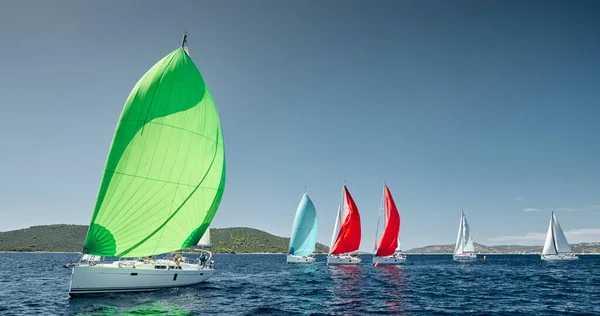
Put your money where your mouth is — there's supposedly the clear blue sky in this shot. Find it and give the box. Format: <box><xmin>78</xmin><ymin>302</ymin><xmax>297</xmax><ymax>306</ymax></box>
<box><xmin>1</xmin><ymin>0</ymin><xmax>599</xmax><ymax>251</ymax></box>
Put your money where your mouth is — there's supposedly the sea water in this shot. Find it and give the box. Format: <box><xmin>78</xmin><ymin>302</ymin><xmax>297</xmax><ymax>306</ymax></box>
<box><xmin>0</xmin><ymin>253</ymin><xmax>599</xmax><ymax>315</ymax></box>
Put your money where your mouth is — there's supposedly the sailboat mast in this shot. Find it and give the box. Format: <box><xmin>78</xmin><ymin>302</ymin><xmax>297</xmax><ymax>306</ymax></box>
<box><xmin>460</xmin><ymin>210</ymin><xmax>466</xmax><ymax>253</ymax></box>
<box><xmin>373</xmin><ymin>182</ymin><xmax>385</xmax><ymax>254</ymax></box>
<box><xmin>181</xmin><ymin>31</ymin><xmax>189</xmax><ymax>55</ymax></box>
<box><xmin>329</xmin><ymin>183</ymin><xmax>345</xmax><ymax>254</ymax></box>
<box><xmin>550</xmin><ymin>212</ymin><xmax>559</xmax><ymax>254</ymax></box>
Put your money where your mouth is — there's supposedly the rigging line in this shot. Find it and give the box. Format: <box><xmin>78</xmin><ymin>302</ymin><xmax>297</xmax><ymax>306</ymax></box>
<box><xmin>551</xmin><ymin>214</ymin><xmax>559</xmax><ymax>254</ymax></box>
<box><xmin>373</xmin><ymin>182</ymin><xmax>385</xmax><ymax>254</ymax></box>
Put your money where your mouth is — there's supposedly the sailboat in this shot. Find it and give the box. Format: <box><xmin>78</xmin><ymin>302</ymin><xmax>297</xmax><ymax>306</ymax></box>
<box><xmin>287</xmin><ymin>189</ymin><xmax>319</xmax><ymax>264</ymax></box>
<box><xmin>453</xmin><ymin>210</ymin><xmax>477</xmax><ymax>261</ymax></box>
<box><xmin>541</xmin><ymin>212</ymin><xmax>579</xmax><ymax>261</ymax></box>
<box><xmin>373</xmin><ymin>183</ymin><xmax>406</xmax><ymax>266</ymax></box>
<box><xmin>196</xmin><ymin>228</ymin><xmax>212</xmax><ymax>249</ymax></box>
<box><xmin>327</xmin><ymin>183</ymin><xmax>362</xmax><ymax>265</ymax></box>
<box><xmin>68</xmin><ymin>32</ymin><xmax>226</xmax><ymax>295</ymax></box>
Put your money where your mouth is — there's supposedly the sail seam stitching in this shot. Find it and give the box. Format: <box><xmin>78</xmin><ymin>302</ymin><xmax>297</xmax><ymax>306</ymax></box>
<box><xmin>116</xmin><ymin>128</ymin><xmax>222</xmax><ymax>257</ymax></box>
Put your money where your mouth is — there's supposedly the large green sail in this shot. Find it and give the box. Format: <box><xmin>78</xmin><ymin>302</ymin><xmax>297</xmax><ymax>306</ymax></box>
<box><xmin>82</xmin><ymin>44</ymin><xmax>225</xmax><ymax>257</ymax></box>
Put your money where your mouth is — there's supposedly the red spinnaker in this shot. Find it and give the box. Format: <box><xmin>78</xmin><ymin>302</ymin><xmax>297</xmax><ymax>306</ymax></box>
<box><xmin>330</xmin><ymin>186</ymin><xmax>362</xmax><ymax>255</ymax></box>
<box><xmin>375</xmin><ymin>185</ymin><xmax>400</xmax><ymax>257</ymax></box>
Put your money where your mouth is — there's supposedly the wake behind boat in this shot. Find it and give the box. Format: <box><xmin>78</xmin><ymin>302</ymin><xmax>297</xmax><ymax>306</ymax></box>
<box><xmin>541</xmin><ymin>212</ymin><xmax>579</xmax><ymax>261</ymax></box>
<box><xmin>327</xmin><ymin>183</ymin><xmax>362</xmax><ymax>265</ymax></box>
<box><xmin>453</xmin><ymin>210</ymin><xmax>477</xmax><ymax>261</ymax></box>
<box><xmin>68</xmin><ymin>33</ymin><xmax>226</xmax><ymax>296</ymax></box>
<box><xmin>287</xmin><ymin>189</ymin><xmax>319</xmax><ymax>264</ymax></box>
<box><xmin>373</xmin><ymin>182</ymin><xmax>406</xmax><ymax>266</ymax></box>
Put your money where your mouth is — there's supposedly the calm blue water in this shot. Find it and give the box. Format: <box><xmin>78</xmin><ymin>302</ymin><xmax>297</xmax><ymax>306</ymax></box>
<box><xmin>0</xmin><ymin>253</ymin><xmax>599</xmax><ymax>315</ymax></box>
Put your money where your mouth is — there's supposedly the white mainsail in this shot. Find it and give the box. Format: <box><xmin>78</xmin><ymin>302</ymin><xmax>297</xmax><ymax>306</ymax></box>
<box><xmin>454</xmin><ymin>213</ymin><xmax>464</xmax><ymax>254</ymax></box>
<box><xmin>542</xmin><ymin>218</ymin><xmax>555</xmax><ymax>255</ymax></box>
<box><xmin>373</xmin><ymin>188</ymin><xmax>385</xmax><ymax>254</ymax></box>
<box><xmin>196</xmin><ymin>228</ymin><xmax>212</xmax><ymax>248</ymax></box>
<box><xmin>454</xmin><ymin>211</ymin><xmax>475</xmax><ymax>255</ymax></box>
<box><xmin>542</xmin><ymin>213</ymin><xmax>573</xmax><ymax>255</ymax></box>
<box><xmin>329</xmin><ymin>187</ymin><xmax>346</xmax><ymax>253</ymax></box>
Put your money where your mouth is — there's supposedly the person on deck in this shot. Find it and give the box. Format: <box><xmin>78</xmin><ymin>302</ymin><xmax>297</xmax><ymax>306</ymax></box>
<box><xmin>174</xmin><ymin>253</ymin><xmax>183</xmax><ymax>269</ymax></box>
<box><xmin>199</xmin><ymin>253</ymin><xmax>207</xmax><ymax>267</ymax></box>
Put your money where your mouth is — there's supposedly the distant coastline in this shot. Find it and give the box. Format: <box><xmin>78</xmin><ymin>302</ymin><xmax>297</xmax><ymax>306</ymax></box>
<box><xmin>2</xmin><ymin>224</ymin><xmax>599</xmax><ymax>254</ymax></box>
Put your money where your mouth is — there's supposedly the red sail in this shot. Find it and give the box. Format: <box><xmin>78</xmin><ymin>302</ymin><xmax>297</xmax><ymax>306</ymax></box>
<box><xmin>330</xmin><ymin>186</ymin><xmax>362</xmax><ymax>255</ymax></box>
<box><xmin>375</xmin><ymin>185</ymin><xmax>400</xmax><ymax>257</ymax></box>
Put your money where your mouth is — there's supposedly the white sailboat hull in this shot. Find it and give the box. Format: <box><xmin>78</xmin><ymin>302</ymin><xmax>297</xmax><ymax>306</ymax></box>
<box><xmin>286</xmin><ymin>255</ymin><xmax>316</xmax><ymax>264</ymax></box>
<box><xmin>68</xmin><ymin>262</ymin><xmax>214</xmax><ymax>295</ymax></box>
<box><xmin>373</xmin><ymin>255</ymin><xmax>406</xmax><ymax>265</ymax></box>
<box><xmin>327</xmin><ymin>255</ymin><xmax>361</xmax><ymax>265</ymax></box>
<box><xmin>541</xmin><ymin>253</ymin><xmax>579</xmax><ymax>261</ymax></box>
<box><xmin>453</xmin><ymin>253</ymin><xmax>477</xmax><ymax>261</ymax></box>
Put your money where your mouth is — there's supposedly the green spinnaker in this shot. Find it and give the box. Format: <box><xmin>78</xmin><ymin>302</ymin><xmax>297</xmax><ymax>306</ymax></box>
<box><xmin>82</xmin><ymin>47</ymin><xmax>225</xmax><ymax>257</ymax></box>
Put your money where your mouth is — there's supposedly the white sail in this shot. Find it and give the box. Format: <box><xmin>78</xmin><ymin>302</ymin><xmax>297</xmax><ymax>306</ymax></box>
<box><xmin>542</xmin><ymin>217</ymin><xmax>556</xmax><ymax>255</ymax></box>
<box><xmin>454</xmin><ymin>211</ymin><xmax>475</xmax><ymax>255</ymax></box>
<box><xmin>462</xmin><ymin>214</ymin><xmax>475</xmax><ymax>253</ymax></box>
<box><xmin>454</xmin><ymin>212</ymin><xmax>464</xmax><ymax>254</ymax></box>
<box><xmin>329</xmin><ymin>187</ymin><xmax>345</xmax><ymax>253</ymax></box>
<box><xmin>552</xmin><ymin>214</ymin><xmax>573</xmax><ymax>253</ymax></box>
<box><xmin>373</xmin><ymin>187</ymin><xmax>385</xmax><ymax>254</ymax></box>
<box><xmin>196</xmin><ymin>228</ymin><xmax>212</xmax><ymax>248</ymax></box>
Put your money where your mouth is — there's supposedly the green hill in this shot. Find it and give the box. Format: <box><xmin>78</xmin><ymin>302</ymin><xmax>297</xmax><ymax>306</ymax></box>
<box><xmin>0</xmin><ymin>225</ymin><xmax>329</xmax><ymax>254</ymax></box>
<box><xmin>211</xmin><ymin>227</ymin><xmax>329</xmax><ymax>254</ymax></box>
<box><xmin>0</xmin><ymin>224</ymin><xmax>88</xmax><ymax>252</ymax></box>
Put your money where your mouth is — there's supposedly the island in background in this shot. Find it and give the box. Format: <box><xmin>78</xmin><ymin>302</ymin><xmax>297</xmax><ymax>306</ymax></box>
<box><xmin>1</xmin><ymin>224</ymin><xmax>599</xmax><ymax>254</ymax></box>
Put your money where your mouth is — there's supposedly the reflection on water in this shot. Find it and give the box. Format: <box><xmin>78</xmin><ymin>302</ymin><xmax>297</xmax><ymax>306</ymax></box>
<box><xmin>378</xmin><ymin>265</ymin><xmax>408</xmax><ymax>314</ymax></box>
<box><xmin>70</xmin><ymin>300</ymin><xmax>195</xmax><ymax>315</ymax></box>
<box><xmin>4</xmin><ymin>253</ymin><xmax>600</xmax><ymax>315</ymax></box>
<box><xmin>329</xmin><ymin>265</ymin><xmax>364</xmax><ymax>313</ymax></box>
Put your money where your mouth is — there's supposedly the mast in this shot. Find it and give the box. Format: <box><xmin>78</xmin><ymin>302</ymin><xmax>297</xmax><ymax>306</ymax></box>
<box><xmin>181</xmin><ymin>31</ymin><xmax>189</xmax><ymax>55</ymax></box>
<box><xmin>454</xmin><ymin>210</ymin><xmax>464</xmax><ymax>254</ymax></box>
<box><xmin>462</xmin><ymin>210</ymin><xmax>468</xmax><ymax>253</ymax></box>
<box><xmin>550</xmin><ymin>212</ymin><xmax>559</xmax><ymax>254</ymax></box>
<box><xmin>373</xmin><ymin>181</ymin><xmax>385</xmax><ymax>254</ymax></box>
<box><xmin>329</xmin><ymin>182</ymin><xmax>345</xmax><ymax>254</ymax></box>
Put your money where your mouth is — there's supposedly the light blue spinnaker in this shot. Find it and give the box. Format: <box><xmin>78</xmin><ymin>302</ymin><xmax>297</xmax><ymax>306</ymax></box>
<box><xmin>288</xmin><ymin>193</ymin><xmax>318</xmax><ymax>256</ymax></box>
